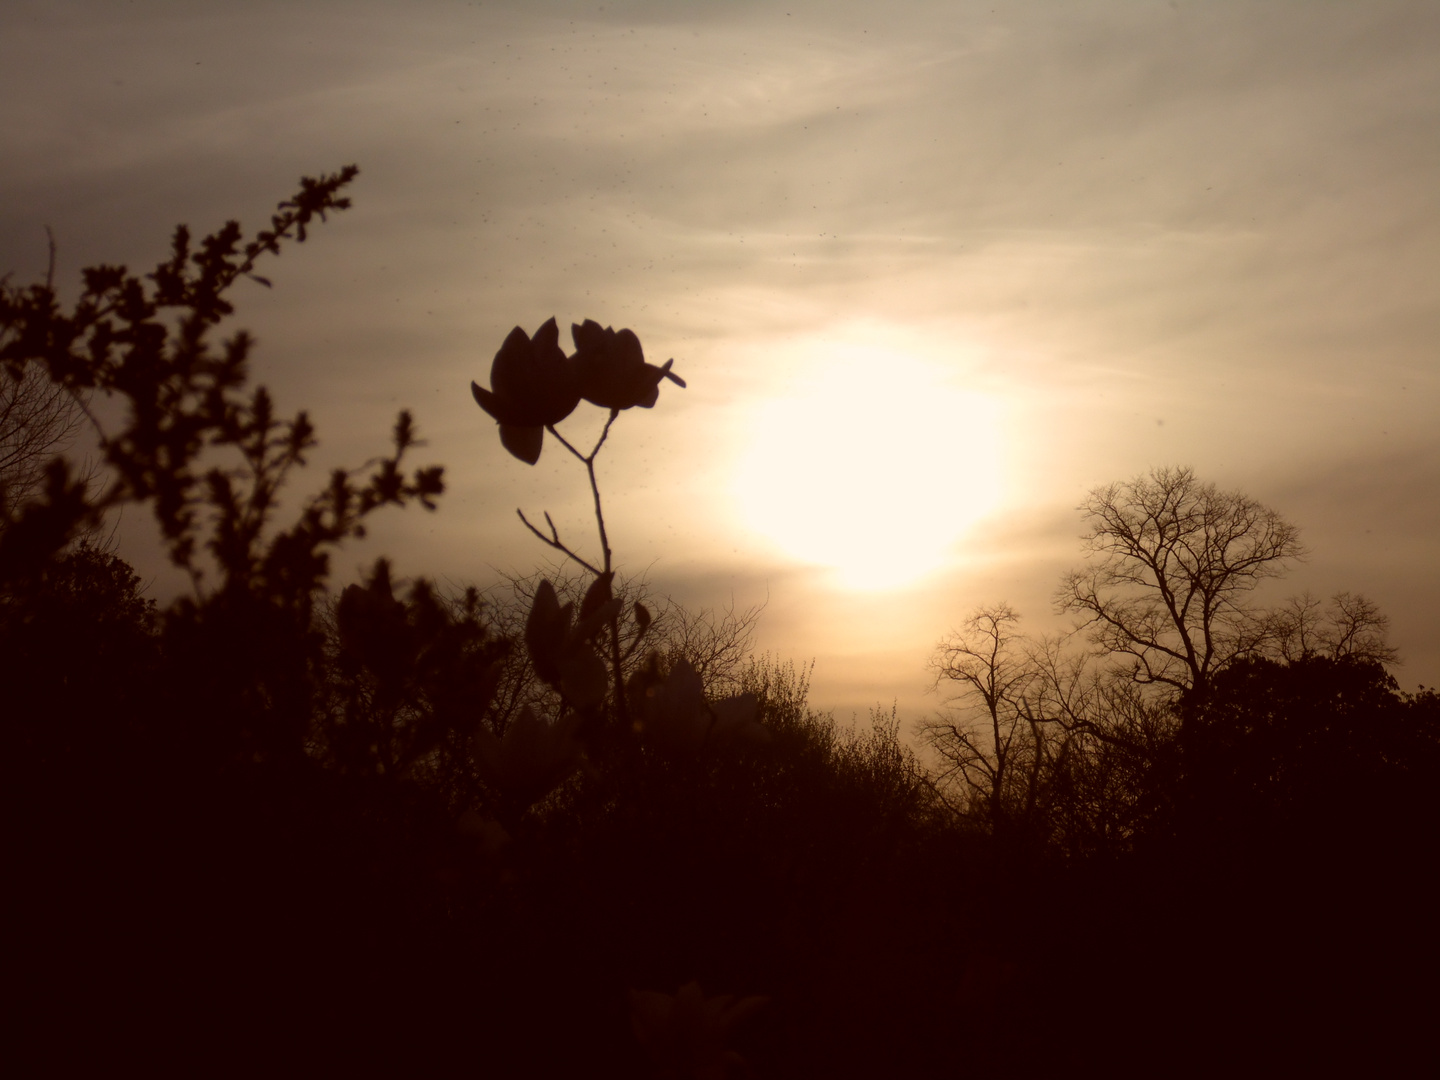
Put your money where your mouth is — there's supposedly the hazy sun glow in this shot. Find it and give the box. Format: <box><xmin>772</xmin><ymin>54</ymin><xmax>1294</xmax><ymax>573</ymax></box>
<box><xmin>733</xmin><ymin>342</ymin><xmax>1006</xmax><ymax>590</ymax></box>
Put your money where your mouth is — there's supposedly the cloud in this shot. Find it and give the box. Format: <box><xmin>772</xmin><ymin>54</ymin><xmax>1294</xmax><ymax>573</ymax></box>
<box><xmin>3</xmin><ymin>0</ymin><xmax>1437</xmax><ymax>704</ymax></box>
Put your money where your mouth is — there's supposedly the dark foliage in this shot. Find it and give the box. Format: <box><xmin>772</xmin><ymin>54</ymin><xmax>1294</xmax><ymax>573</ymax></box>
<box><xmin>1042</xmin><ymin>657</ymin><xmax>1440</xmax><ymax>1074</ymax></box>
<box><xmin>6</xmin><ymin>174</ymin><xmax>1438</xmax><ymax>1077</ymax></box>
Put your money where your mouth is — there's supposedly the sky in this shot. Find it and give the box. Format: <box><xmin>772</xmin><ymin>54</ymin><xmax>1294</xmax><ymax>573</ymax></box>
<box><xmin>3</xmin><ymin>0</ymin><xmax>1437</xmax><ymax>720</ymax></box>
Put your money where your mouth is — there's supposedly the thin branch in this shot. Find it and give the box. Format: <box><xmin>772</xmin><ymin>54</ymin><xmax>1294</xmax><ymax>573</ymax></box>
<box><xmin>542</xmin><ymin>410</ymin><xmax>619</xmax><ymax>575</ymax></box>
<box><xmin>547</xmin><ymin>425</ymin><xmax>586</xmax><ymax>462</ymax></box>
<box><xmin>585</xmin><ymin>411</ymin><xmax>624</xmax><ymax>724</ymax></box>
<box><xmin>521</xmin><ymin>411</ymin><xmax>630</xmax><ymax>727</ymax></box>
<box><xmin>44</xmin><ymin>226</ymin><xmax>57</xmax><ymax>291</ymax></box>
<box><xmin>515</xmin><ymin>508</ymin><xmax>602</xmax><ymax>576</ymax></box>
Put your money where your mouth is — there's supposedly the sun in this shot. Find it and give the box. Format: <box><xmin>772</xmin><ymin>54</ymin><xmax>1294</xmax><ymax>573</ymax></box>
<box><xmin>732</xmin><ymin>343</ymin><xmax>1006</xmax><ymax>590</ymax></box>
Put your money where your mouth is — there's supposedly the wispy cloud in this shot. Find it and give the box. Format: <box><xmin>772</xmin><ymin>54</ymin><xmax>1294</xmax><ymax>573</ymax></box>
<box><xmin>3</xmin><ymin>0</ymin><xmax>1436</xmax><ymax>709</ymax></box>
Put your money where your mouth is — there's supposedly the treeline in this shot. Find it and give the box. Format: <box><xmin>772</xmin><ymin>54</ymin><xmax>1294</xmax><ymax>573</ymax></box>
<box><xmin>5</xmin><ymin>171</ymin><xmax>1438</xmax><ymax>1076</ymax></box>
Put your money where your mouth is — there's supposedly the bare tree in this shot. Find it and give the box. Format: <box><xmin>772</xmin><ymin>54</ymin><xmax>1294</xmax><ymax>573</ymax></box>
<box><xmin>1027</xmin><ymin>639</ymin><xmax>1183</xmax><ymax>855</ymax></box>
<box><xmin>1056</xmin><ymin>466</ymin><xmax>1306</xmax><ymax>697</ymax></box>
<box><xmin>918</xmin><ymin>604</ymin><xmax>1056</xmax><ymax>831</ymax></box>
<box><xmin>1267</xmin><ymin>590</ymin><xmax>1399</xmax><ymax>666</ymax></box>
<box><xmin>930</xmin><ymin>468</ymin><xmax>1396</xmax><ymax>857</ymax></box>
<box><xmin>1</xmin><ymin>243</ymin><xmax>94</xmax><ymax>528</ymax></box>
<box><xmin>0</xmin><ymin>367</ymin><xmax>88</xmax><ymax>516</ymax></box>
<box><xmin>651</xmin><ymin>592</ymin><xmax>763</xmax><ymax>698</ymax></box>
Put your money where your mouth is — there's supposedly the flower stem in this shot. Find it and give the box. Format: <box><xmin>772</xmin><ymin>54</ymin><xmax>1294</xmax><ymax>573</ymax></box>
<box><xmin>546</xmin><ymin>411</ymin><xmax>628</xmax><ymax>728</ymax></box>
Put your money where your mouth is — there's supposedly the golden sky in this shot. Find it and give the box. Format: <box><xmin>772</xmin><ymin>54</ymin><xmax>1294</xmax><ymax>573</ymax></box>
<box><xmin>4</xmin><ymin>0</ymin><xmax>1437</xmax><ymax>718</ymax></box>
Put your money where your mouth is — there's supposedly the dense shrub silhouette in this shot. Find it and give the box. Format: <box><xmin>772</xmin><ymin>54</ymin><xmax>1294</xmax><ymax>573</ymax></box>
<box><xmin>3</xmin><ymin>539</ymin><xmax>156</xmax><ymax>756</ymax></box>
<box><xmin>1059</xmin><ymin>657</ymin><xmax>1440</xmax><ymax>1073</ymax></box>
<box><xmin>0</xmin><ymin>171</ymin><xmax>960</xmax><ymax>1076</ymax></box>
<box><xmin>1173</xmin><ymin>655</ymin><xmax>1440</xmax><ymax>853</ymax></box>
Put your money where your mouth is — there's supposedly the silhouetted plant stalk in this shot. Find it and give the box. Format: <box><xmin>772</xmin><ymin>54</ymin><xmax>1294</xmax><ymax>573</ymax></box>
<box><xmin>471</xmin><ymin>317</ymin><xmax>687</xmax><ymax>736</ymax></box>
<box><xmin>516</xmin><ymin>412</ymin><xmax>629</xmax><ymax>723</ymax></box>
<box><xmin>470</xmin><ymin>317</ymin><xmax>773</xmax><ymax>1065</ymax></box>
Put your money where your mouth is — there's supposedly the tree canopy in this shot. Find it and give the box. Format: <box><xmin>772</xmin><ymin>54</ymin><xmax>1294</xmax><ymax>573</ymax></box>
<box><xmin>1057</xmin><ymin>465</ymin><xmax>1305</xmax><ymax>695</ymax></box>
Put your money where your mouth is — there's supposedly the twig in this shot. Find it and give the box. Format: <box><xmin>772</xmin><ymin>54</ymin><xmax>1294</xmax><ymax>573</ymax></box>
<box><xmin>526</xmin><ymin>409</ymin><xmax>628</xmax><ymax>726</ymax></box>
<box><xmin>516</xmin><ymin>508</ymin><xmax>602</xmax><ymax>576</ymax></box>
<box><xmin>44</xmin><ymin>226</ymin><xmax>57</xmax><ymax>290</ymax></box>
<box><xmin>544</xmin><ymin>409</ymin><xmax>619</xmax><ymax>575</ymax></box>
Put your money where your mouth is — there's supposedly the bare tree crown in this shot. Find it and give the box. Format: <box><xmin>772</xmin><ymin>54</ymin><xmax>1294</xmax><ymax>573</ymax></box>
<box><xmin>0</xmin><ymin>365</ymin><xmax>88</xmax><ymax>520</ymax></box>
<box><xmin>1056</xmin><ymin>466</ymin><xmax>1306</xmax><ymax>694</ymax></box>
<box><xmin>921</xmin><ymin>604</ymin><xmax>1054</xmax><ymax>827</ymax></box>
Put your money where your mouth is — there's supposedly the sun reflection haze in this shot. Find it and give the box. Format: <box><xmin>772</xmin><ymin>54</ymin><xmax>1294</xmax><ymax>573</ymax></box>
<box><xmin>733</xmin><ymin>340</ymin><xmax>1006</xmax><ymax>590</ymax></box>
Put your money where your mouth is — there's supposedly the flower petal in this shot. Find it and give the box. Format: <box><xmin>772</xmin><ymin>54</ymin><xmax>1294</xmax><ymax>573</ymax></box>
<box><xmin>499</xmin><ymin>423</ymin><xmax>543</xmax><ymax>465</ymax></box>
<box><xmin>490</xmin><ymin>326</ymin><xmax>535</xmax><ymax>405</ymax></box>
<box><xmin>525</xmin><ymin>580</ymin><xmax>568</xmax><ymax>683</ymax></box>
<box><xmin>472</xmin><ymin>380</ymin><xmax>524</xmax><ymax>425</ymax></box>
<box><xmin>489</xmin><ymin>320</ymin><xmax>580</xmax><ymax>427</ymax></box>
<box><xmin>570</xmin><ymin>320</ymin><xmax>678</xmax><ymax>410</ymax></box>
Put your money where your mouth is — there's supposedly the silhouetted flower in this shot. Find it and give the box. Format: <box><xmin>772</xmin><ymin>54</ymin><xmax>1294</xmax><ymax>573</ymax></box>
<box><xmin>470</xmin><ymin>705</ymin><xmax>584</xmax><ymax>813</ymax></box>
<box><xmin>471</xmin><ymin>318</ymin><xmax>580</xmax><ymax>464</ymax></box>
<box><xmin>570</xmin><ymin>319</ymin><xmax>685</xmax><ymax>411</ymax></box>
<box><xmin>334</xmin><ymin>559</ymin><xmax>410</xmax><ymax>683</ymax></box>
<box><xmin>629</xmin><ymin>981</ymin><xmax>768</xmax><ymax>1080</ymax></box>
